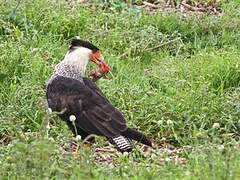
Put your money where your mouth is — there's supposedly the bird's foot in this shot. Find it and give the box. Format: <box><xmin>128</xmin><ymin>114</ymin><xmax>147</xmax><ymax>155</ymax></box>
<box><xmin>70</xmin><ymin>141</ymin><xmax>80</xmax><ymax>159</ymax></box>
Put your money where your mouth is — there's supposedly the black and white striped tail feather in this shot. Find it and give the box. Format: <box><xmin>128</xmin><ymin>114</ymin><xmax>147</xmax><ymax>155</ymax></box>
<box><xmin>111</xmin><ymin>136</ymin><xmax>132</xmax><ymax>153</ymax></box>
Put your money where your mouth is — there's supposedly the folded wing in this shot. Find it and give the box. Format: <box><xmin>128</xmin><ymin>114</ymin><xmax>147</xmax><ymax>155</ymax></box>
<box><xmin>46</xmin><ymin>76</ymin><xmax>127</xmax><ymax>138</ymax></box>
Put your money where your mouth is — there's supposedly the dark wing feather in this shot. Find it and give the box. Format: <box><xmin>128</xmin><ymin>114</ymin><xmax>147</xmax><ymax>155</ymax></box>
<box><xmin>46</xmin><ymin>76</ymin><xmax>127</xmax><ymax>138</ymax></box>
<box><xmin>82</xmin><ymin>77</ymin><xmax>108</xmax><ymax>100</ymax></box>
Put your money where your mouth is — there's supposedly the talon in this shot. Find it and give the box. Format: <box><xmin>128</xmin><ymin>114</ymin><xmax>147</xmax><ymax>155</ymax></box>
<box><xmin>71</xmin><ymin>142</ymin><xmax>79</xmax><ymax>158</ymax></box>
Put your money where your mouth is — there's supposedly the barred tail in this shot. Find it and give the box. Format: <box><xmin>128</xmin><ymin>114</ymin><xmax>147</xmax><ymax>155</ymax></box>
<box><xmin>110</xmin><ymin>136</ymin><xmax>132</xmax><ymax>153</ymax></box>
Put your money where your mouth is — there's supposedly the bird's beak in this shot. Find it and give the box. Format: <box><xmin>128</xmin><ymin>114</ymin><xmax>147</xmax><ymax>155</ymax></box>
<box><xmin>90</xmin><ymin>51</ymin><xmax>110</xmax><ymax>74</ymax></box>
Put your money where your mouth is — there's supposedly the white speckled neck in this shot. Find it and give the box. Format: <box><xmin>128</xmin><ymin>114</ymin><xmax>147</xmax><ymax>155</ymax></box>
<box><xmin>54</xmin><ymin>47</ymin><xmax>92</xmax><ymax>82</ymax></box>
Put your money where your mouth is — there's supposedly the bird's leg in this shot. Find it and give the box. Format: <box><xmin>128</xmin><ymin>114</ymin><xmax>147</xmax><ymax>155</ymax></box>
<box><xmin>64</xmin><ymin>118</ymin><xmax>96</xmax><ymax>157</ymax></box>
<box><xmin>70</xmin><ymin>141</ymin><xmax>80</xmax><ymax>159</ymax></box>
<box><xmin>80</xmin><ymin>134</ymin><xmax>96</xmax><ymax>148</ymax></box>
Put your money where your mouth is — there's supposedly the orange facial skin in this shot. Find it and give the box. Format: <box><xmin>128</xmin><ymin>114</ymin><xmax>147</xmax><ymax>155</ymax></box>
<box><xmin>90</xmin><ymin>50</ymin><xmax>110</xmax><ymax>81</ymax></box>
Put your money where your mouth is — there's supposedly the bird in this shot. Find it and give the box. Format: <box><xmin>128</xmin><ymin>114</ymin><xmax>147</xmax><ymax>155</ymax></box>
<box><xmin>46</xmin><ymin>38</ymin><xmax>152</xmax><ymax>153</ymax></box>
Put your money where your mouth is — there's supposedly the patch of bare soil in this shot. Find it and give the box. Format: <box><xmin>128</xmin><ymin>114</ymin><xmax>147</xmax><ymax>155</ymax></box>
<box><xmin>137</xmin><ymin>0</ymin><xmax>223</xmax><ymax>16</ymax></box>
<box><xmin>61</xmin><ymin>141</ymin><xmax>188</xmax><ymax>167</ymax></box>
<box><xmin>66</xmin><ymin>0</ymin><xmax>223</xmax><ymax>16</ymax></box>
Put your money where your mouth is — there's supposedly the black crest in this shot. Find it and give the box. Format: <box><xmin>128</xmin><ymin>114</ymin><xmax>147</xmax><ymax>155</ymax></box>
<box><xmin>69</xmin><ymin>38</ymin><xmax>99</xmax><ymax>52</ymax></box>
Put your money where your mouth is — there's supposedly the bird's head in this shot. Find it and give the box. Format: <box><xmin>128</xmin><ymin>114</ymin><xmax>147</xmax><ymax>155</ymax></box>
<box><xmin>68</xmin><ymin>38</ymin><xmax>110</xmax><ymax>78</ymax></box>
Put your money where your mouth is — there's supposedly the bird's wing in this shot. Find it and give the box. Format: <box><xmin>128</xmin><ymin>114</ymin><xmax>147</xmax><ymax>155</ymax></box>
<box><xmin>82</xmin><ymin>77</ymin><xmax>109</xmax><ymax>100</ymax></box>
<box><xmin>46</xmin><ymin>76</ymin><xmax>127</xmax><ymax>137</ymax></box>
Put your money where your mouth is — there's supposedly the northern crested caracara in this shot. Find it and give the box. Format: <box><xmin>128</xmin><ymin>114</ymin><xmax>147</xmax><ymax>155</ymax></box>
<box><xmin>46</xmin><ymin>38</ymin><xmax>152</xmax><ymax>153</ymax></box>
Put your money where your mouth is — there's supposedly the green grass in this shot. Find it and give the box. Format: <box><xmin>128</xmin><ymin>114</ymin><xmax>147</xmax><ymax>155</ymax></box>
<box><xmin>0</xmin><ymin>0</ymin><xmax>240</xmax><ymax>179</ymax></box>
